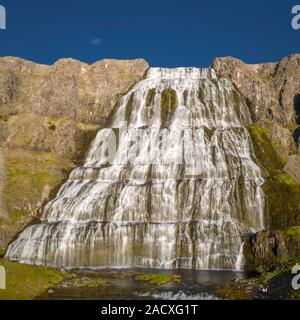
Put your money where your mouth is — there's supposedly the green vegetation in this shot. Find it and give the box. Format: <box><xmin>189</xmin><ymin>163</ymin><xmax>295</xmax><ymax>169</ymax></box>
<box><xmin>0</xmin><ymin>259</ymin><xmax>65</xmax><ymax>300</ymax></box>
<box><xmin>232</xmin><ymin>90</ymin><xmax>241</xmax><ymax>106</ymax></box>
<box><xmin>220</xmin><ymin>256</ymin><xmax>300</xmax><ymax>300</ymax></box>
<box><xmin>248</xmin><ymin>124</ymin><xmax>300</xmax><ymax>228</ymax></box>
<box><xmin>68</xmin><ymin>277</ymin><xmax>110</xmax><ymax>288</ymax></box>
<box><xmin>217</xmin><ymin>286</ymin><xmax>251</xmax><ymax>300</ymax></box>
<box><xmin>247</xmin><ymin>124</ymin><xmax>284</xmax><ymax>173</ymax></box>
<box><xmin>0</xmin><ymin>115</ymin><xmax>10</xmax><ymax>122</ymax></box>
<box><xmin>135</xmin><ymin>273</ymin><xmax>181</xmax><ymax>286</ymax></box>
<box><xmin>47</xmin><ymin>121</ymin><xmax>56</xmax><ymax>131</ymax></box>
<box><xmin>160</xmin><ymin>89</ymin><xmax>177</xmax><ymax>127</ymax></box>
<box><xmin>263</xmin><ymin>177</ymin><xmax>300</xmax><ymax>228</ymax></box>
<box><xmin>146</xmin><ymin>89</ymin><xmax>156</xmax><ymax>106</ymax></box>
<box><xmin>286</xmin><ymin>226</ymin><xmax>300</xmax><ymax>239</ymax></box>
<box><xmin>3</xmin><ymin>149</ymin><xmax>73</xmax><ymax>239</ymax></box>
<box><xmin>75</xmin><ymin>125</ymin><xmax>99</xmax><ymax>164</ymax></box>
<box><xmin>275</xmin><ymin>173</ymin><xmax>297</xmax><ymax>185</ymax></box>
<box><xmin>10</xmin><ymin>210</ymin><xmax>26</xmax><ymax>227</ymax></box>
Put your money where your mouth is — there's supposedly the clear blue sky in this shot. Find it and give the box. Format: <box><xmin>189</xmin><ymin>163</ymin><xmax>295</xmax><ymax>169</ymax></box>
<box><xmin>0</xmin><ymin>0</ymin><xmax>299</xmax><ymax>67</ymax></box>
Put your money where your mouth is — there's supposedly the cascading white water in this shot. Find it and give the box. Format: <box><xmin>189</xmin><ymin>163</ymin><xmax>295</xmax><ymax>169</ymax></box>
<box><xmin>6</xmin><ymin>67</ymin><xmax>265</xmax><ymax>270</ymax></box>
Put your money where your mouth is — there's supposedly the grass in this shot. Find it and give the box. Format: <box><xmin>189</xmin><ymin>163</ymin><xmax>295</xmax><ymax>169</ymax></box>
<box><xmin>258</xmin><ymin>256</ymin><xmax>300</xmax><ymax>284</ymax></box>
<box><xmin>10</xmin><ymin>210</ymin><xmax>27</xmax><ymax>227</ymax></box>
<box><xmin>0</xmin><ymin>259</ymin><xmax>66</xmax><ymax>300</ymax></box>
<box><xmin>0</xmin><ymin>148</ymin><xmax>74</xmax><ymax>247</ymax></box>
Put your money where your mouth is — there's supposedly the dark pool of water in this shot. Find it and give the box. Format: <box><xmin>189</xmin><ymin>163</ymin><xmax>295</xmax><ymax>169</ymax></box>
<box><xmin>40</xmin><ymin>268</ymin><xmax>250</xmax><ymax>300</ymax></box>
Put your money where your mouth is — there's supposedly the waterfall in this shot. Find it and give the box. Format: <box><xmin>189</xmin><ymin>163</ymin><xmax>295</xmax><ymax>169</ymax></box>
<box><xmin>5</xmin><ymin>67</ymin><xmax>265</xmax><ymax>270</ymax></box>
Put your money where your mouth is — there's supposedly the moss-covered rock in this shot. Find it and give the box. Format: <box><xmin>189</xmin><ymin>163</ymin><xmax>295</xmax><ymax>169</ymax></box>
<box><xmin>135</xmin><ymin>273</ymin><xmax>181</xmax><ymax>286</ymax></box>
<box><xmin>217</xmin><ymin>286</ymin><xmax>252</xmax><ymax>300</ymax></box>
<box><xmin>248</xmin><ymin>124</ymin><xmax>284</xmax><ymax>173</ymax></box>
<box><xmin>245</xmin><ymin>227</ymin><xmax>300</xmax><ymax>273</ymax></box>
<box><xmin>160</xmin><ymin>89</ymin><xmax>177</xmax><ymax>127</ymax></box>
<box><xmin>248</xmin><ymin>123</ymin><xmax>300</xmax><ymax>228</ymax></box>
<box><xmin>263</xmin><ymin>178</ymin><xmax>300</xmax><ymax>228</ymax></box>
<box><xmin>65</xmin><ymin>276</ymin><xmax>111</xmax><ymax>288</ymax></box>
<box><xmin>0</xmin><ymin>115</ymin><xmax>10</xmax><ymax>122</ymax></box>
<box><xmin>0</xmin><ymin>148</ymin><xmax>74</xmax><ymax>249</ymax></box>
<box><xmin>0</xmin><ymin>258</ymin><xmax>66</xmax><ymax>300</ymax></box>
<box><xmin>224</xmin><ymin>255</ymin><xmax>300</xmax><ymax>300</ymax></box>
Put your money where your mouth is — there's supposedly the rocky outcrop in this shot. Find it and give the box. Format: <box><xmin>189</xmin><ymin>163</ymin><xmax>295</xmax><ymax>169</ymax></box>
<box><xmin>213</xmin><ymin>54</ymin><xmax>300</xmax><ymax>125</ymax></box>
<box><xmin>244</xmin><ymin>227</ymin><xmax>300</xmax><ymax>273</ymax></box>
<box><xmin>284</xmin><ymin>155</ymin><xmax>300</xmax><ymax>183</ymax></box>
<box><xmin>0</xmin><ymin>57</ymin><xmax>148</xmax><ymax>124</ymax></box>
<box><xmin>0</xmin><ymin>57</ymin><xmax>149</xmax><ymax>251</ymax></box>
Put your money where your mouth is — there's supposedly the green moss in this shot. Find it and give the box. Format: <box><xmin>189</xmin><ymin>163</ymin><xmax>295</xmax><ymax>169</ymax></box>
<box><xmin>248</xmin><ymin>124</ymin><xmax>300</xmax><ymax>228</ymax></box>
<box><xmin>248</xmin><ymin>124</ymin><xmax>284</xmax><ymax>173</ymax></box>
<box><xmin>47</xmin><ymin>121</ymin><xmax>56</xmax><ymax>131</ymax></box>
<box><xmin>10</xmin><ymin>210</ymin><xmax>26</xmax><ymax>220</ymax></box>
<box><xmin>0</xmin><ymin>259</ymin><xmax>66</xmax><ymax>300</ymax></box>
<box><xmin>0</xmin><ymin>115</ymin><xmax>10</xmax><ymax>122</ymax></box>
<box><xmin>5</xmin><ymin>149</ymin><xmax>73</xmax><ymax>225</ymax></box>
<box><xmin>217</xmin><ymin>286</ymin><xmax>251</xmax><ymax>300</ymax></box>
<box><xmin>232</xmin><ymin>90</ymin><xmax>241</xmax><ymax>106</ymax></box>
<box><xmin>75</xmin><ymin>125</ymin><xmax>99</xmax><ymax>164</ymax></box>
<box><xmin>258</xmin><ymin>256</ymin><xmax>300</xmax><ymax>284</ymax></box>
<box><xmin>286</xmin><ymin>227</ymin><xmax>300</xmax><ymax>239</ymax></box>
<box><xmin>275</xmin><ymin>173</ymin><xmax>297</xmax><ymax>185</ymax></box>
<box><xmin>285</xmin><ymin>124</ymin><xmax>299</xmax><ymax>135</ymax></box>
<box><xmin>243</xmin><ymin>241</ymin><xmax>254</xmax><ymax>263</ymax></box>
<box><xmin>70</xmin><ymin>277</ymin><xmax>110</xmax><ymax>288</ymax></box>
<box><xmin>223</xmin><ymin>256</ymin><xmax>300</xmax><ymax>299</ymax></box>
<box><xmin>146</xmin><ymin>89</ymin><xmax>156</xmax><ymax>106</ymax></box>
<box><xmin>135</xmin><ymin>273</ymin><xmax>181</xmax><ymax>286</ymax></box>
<box><xmin>263</xmin><ymin>178</ymin><xmax>300</xmax><ymax>228</ymax></box>
<box><xmin>10</xmin><ymin>210</ymin><xmax>26</xmax><ymax>226</ymax></box>
<box><xmin>160</xmin><ymin>89</ymin><xmax>177</xmax><ymax>127</ymax></box>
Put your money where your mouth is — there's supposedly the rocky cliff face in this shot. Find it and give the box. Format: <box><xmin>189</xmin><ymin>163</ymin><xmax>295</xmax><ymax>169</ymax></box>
<box><xmin>0</xmin><ymin>57</ymin><xmax>148</xmax><ymax>252</ymax></box>
<box><xmin>213</xmin><ymin>54</ymin><xmax>300</xmax><ymax>125</ymax></box>
<box><xmin>243</xmin><ymin>227</ymin><xmax>300</xmax><ymax>273</ymax></box>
